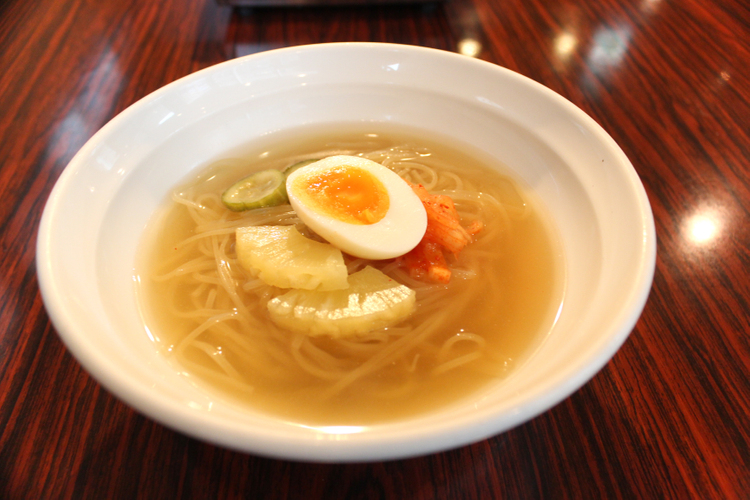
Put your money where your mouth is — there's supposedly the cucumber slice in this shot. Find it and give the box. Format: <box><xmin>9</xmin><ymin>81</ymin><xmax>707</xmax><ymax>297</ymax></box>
<box><xmin>221</xmin><ymin>169</ymin><xmax>288</xmax><ymax>211</ymax></box>
<box><xmin>283</xmin><ymin>159</ymin><xmax>319</xmax><ymax>177</ymax></box>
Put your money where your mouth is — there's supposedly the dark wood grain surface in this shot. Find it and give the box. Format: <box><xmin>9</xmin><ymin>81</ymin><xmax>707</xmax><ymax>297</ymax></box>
<box><xmin>1</xmin><ymin>0</ymin><xmax>748</xmax><ymax>497</ymax></box>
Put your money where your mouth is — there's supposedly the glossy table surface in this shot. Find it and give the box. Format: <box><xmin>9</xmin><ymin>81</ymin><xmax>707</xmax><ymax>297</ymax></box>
<box><xmin>1</xmin><ymin>0</ymin><xmax>748</xmax><ymax>497</ymax></box>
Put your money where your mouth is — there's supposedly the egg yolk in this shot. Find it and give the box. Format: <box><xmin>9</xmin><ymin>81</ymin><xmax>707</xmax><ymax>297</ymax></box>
<box><xmin>296</xmin><ymin>166</ymin><xmax>390</xmax><ymax>225</ymax></box>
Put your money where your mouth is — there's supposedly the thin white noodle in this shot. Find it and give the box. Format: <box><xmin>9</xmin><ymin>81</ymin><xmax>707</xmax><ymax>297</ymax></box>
<box><xmin>175</xmin><ymin>311</ymin><xmax>239</xmax><ymax>358</ymax></box>
<box><xmin>436</xmin><ymin>332</ymin><xmax>486</xmax><ymax>362</ymax></box>
<box><xmin>432</xmin><ymin>352</ymin><xmax>483</xmax><ymax>376</ymax></box>
<box><xmin>179</xmin><ymin>357</ymin><xmax>255</xmax><ymax>394</ymax></box>
<box><xmin>192</xmin><ymin>340</ymin><xmax>244</xmax><ymax>380</ymax></box>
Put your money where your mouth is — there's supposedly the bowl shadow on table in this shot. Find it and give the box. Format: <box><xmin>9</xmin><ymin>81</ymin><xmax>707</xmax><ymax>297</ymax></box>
<box><xmin>79</xmin><ymin>407</ymin><xmax>521</xmax><ymax>498</ymax></box>
<box><xmin>219</xmin><ymin>0</ymin><xmax>487</xmax><ymax>60</ymax></box>
<box><xmin>74</xmin><ymin>381</ymin><xmax>635</xmax><ymax>498</ymax></box>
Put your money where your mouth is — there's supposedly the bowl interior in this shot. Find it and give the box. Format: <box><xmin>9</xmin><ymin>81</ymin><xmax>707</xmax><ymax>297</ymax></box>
<box><xmin>37</xmin><ymin>43</ymin><xmax>655</xmax><ymax>461</ymax></box>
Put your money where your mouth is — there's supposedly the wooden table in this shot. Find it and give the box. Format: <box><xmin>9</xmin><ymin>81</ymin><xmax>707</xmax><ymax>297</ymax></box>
<box><xmin>1</xmin><ymin>0</ymin><xmax>748</xmax><ymax>497</ymax></box>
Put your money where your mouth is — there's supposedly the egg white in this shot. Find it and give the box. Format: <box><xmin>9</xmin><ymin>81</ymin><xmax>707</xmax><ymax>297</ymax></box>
<box><xmin>286</xmin><ymin>155</ymin><xmax>428</xmax><ymax>260</ymax></box>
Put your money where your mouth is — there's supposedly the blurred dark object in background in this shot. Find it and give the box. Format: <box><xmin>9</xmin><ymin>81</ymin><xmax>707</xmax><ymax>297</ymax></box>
<box><xmin>217</xmin><ymin>0</ymin><xmax>440</xmax><ymax>6</ymax></box>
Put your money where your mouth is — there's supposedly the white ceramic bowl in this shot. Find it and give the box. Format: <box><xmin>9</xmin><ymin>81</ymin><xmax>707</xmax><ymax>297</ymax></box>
<box><xmin>37</xmin><ymin>43</ymin><xmax>655</xmax><ymax>462</ymax></box>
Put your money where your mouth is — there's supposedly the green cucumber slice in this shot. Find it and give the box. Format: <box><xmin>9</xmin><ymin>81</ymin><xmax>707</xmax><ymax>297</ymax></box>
<box><xmin>221</xmin><ymin>169</ymin><xmax>288</xmax><ymax>211</ymax></box>
<box><xmin>283</xmin><ymin>159</ymin><xmax>319</xmax><ymax>177</ymax></box>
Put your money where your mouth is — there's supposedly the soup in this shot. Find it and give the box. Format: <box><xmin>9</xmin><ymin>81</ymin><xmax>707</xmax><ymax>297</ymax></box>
<box><xmin>136</xmin><ymin>125</ymin><xmax>564</xmax><ymax>425</ymax></box>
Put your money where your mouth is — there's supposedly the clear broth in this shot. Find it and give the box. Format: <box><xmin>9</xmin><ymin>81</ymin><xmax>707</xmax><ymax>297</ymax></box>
<box><xmin>137</xmin><ymin>125</ymin><xmax>564</xmax><ymax>425</ymax></box>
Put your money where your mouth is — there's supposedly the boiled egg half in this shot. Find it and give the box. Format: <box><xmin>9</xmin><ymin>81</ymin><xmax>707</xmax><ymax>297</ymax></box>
<box><xmin>286</xmin><ymin>155</ymin><xmax>428</xmax><ymax>260</ymax></box>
